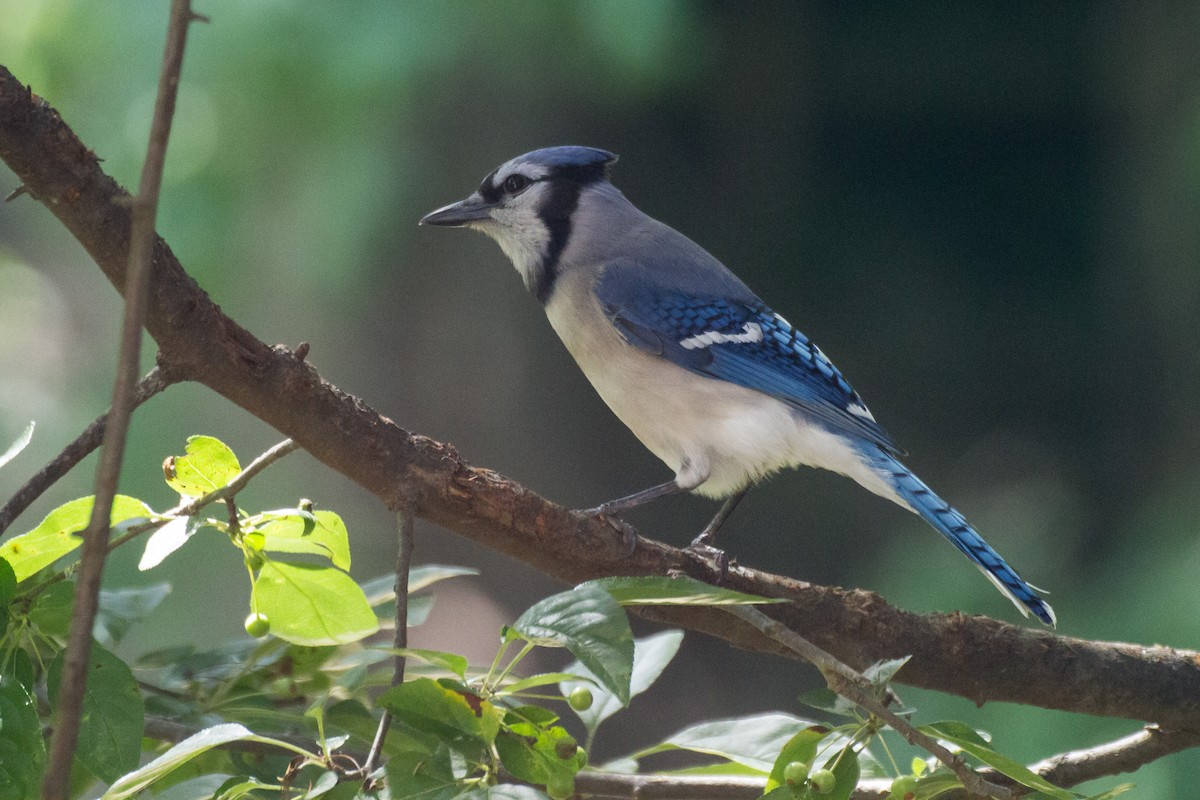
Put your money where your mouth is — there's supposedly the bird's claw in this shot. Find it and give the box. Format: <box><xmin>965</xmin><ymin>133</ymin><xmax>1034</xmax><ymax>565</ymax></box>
<box><xmin>577</xmin><ymin>506</ymin><xmax>638</xmax><ymax>556</ymax></box>
<box><xmin>684</xmin><ymin>540</ymin><xmax>730</xmax><ymax>582</ymax></box>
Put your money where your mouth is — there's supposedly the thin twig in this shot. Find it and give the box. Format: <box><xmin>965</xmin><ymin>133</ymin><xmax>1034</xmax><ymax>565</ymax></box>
<box><xmin>41</xmin><ymin>6</ymin><xmax>197</xmax><ymax>795</ymax></box>
<box><xmin>723</xmin><ymin>605</ymin><xmax>1016</xmax><ymax>800</ymax></box>
<box><xmin>20</xmin><ymin>438</ymin><xmax>301</xmax><ymax>601</ymax></box>
<box><xmin>351</xmin><ymin>501</ymin><xmax>416</xmax><ymax>780</ymax></box>
<box><xmin>0</xmin><ymin>365</ymin><xmax>176</xmax><ymax>537</ymax></box>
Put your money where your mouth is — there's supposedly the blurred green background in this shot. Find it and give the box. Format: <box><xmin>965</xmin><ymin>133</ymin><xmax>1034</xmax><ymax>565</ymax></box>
<box><xmin>2</xmin><ymin>0</ymin><xmax>1199</xmax><ymax>792</ymax></box>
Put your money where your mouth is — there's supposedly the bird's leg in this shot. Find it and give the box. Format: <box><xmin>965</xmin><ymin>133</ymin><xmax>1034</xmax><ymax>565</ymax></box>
<box><xmin>684</xmin><ymin>488</ymin><xmax>748</xmax><ymax>579</ymax></box>
<box><xmin>582</xmin><ymin>479</ymin><xmax>685</xmax><ymax>517</ymax></box>
<box><xmin>689</xmin><ymin>488</ymin><xmax>748</xmax><ymax>550</ymax></box>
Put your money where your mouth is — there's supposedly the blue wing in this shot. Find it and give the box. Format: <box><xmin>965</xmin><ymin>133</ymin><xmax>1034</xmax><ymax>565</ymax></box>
<box><xmin>596</xmin><ymin>265</ymin><xmax>903</xmax><ymax>456</ymax></box>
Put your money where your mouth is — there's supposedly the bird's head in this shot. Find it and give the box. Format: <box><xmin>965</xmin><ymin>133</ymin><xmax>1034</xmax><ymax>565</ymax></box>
<box><xmin>420</xmin><ymin>146</ymin><xmax>617</xmax><ymax>302</ymax></box>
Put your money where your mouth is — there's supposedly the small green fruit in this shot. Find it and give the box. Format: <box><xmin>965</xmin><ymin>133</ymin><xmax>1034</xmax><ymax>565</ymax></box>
<box><xmin>810</xmin><ymin>768</ymin><xmax>836</xmax><ymax>794</ymax></box>
<box><xmin>555</xmin><ymin>734</ymin><xmax>578</xmax><ymax>760</ymax></box>
<box><xmin>244</xmin><ymin>611</ymin><xmax>270</xmax><ymax>638</ymax></box>
<box><xmin>782</xmin><ymin>760</ymin><xmax>807</xmax><ymax>786</ymax></box>
<box><xmin>890</xmin><ymin>774</ymin><xmax>919</xmax><ymax>799</ymax></box>
<box><xmin>545</xmin><ymin>772</ymin><xmax>574</xmax><ymax>800</ymax></box>
<box><xmin>573</xmin><ymin>746</ymin><xmax>588</xmax><ymax>769</ymax></box>
<box><xmin>568</xmin><ymin>686</ymin><xmax>593</xmax><ymax>711</ymax></box>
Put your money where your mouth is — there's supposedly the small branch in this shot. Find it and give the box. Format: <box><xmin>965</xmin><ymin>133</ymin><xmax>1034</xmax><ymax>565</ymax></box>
<box><xmin>110</xmin><ymin>437</ymin><xmax>301</xmax><ymax>552</ymax></box>
<box><xmin>350</xmin><ymin>501</ymin><xmax>416</xmax><ymax>780</ymax></box>
<box><xmin>41</xmin><ymin>3</ymin><xmax>197</xmax><ymax>798</ymax></box>
<box><xmin>1031</xmin><ymin>725</ymin><xmax>1200</xmax><ymax>790</ymax></box>
<box><xmin>0</xmin><ymin>365</ymin><xmax>176</xmax><ymax>537</ymax></box>
<box><xmin>19</xmin><ymin>437</ymin><xmax>301</xmax><ymax>602</ymax></box>
<box><xmin>724</xmin><ymin>605</ymin><xmax>1014</xmax><ymax>800</ymax></box>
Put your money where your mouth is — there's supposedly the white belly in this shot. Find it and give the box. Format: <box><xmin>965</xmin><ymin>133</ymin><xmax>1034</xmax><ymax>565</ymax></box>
<box><xmin>543</xmin><ymin>277</ymin><xmax>899</xmax><ymax>503</ymax></box>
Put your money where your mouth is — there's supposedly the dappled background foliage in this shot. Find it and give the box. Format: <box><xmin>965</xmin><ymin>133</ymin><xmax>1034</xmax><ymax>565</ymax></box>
<box><xmin>2</xmin><ymin>1</ymin><xmax>1199</xmax><ymax>794</ymax></box>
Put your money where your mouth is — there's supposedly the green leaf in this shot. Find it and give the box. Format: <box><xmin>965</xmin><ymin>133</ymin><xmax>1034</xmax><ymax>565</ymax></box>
<box><xmin>377</xmin><ymin>678</ymin><xmax>500</xmax><ymax>757</ymax></box>
<box><xmin>763</xmin><ymin>727</ymin><xmax>831</xmax><ymax>792</ymax></box>
<box><xmin>911</xmin><ymin>769</ymin><xmax>962</xmax><ymax>800</ymax></box>
<box><xmin>583</xmin><ymin>575</ymin><xmax>785</xmax><ymax>606</ymax></box>
<box><xmin>101</xmin><ymin>723</ymin><xmax>312</xmax><ymax>800</ymax></box>
<box><xmin>47</xmin><ymin>644</ymin><xmax>143</xmax><ymax>782</ymax></box>
<box><xmin>666</xmin><ymin>761</ymin><xmax>769</xmax><ymax>777</ymax></box>
<box><xmin>164</xmin><ymin>436</ymin><xmax>241</xmax><ymax>498</ymax></box>
<box><xmin>0</xmin><ymin>558</ymin><xmax>15</xmax><ymax>638</ymax></box>
<box><xmin>1</xmin><ymin>495</ymin><xmax>151</xmax><ymax>582</ymax></box>
<box><xmin>495</xmin><ymin>722</ymin><xmax>579</xmax><ymax>786</ymax></box>
<box><xmin>819</xmin><ymin>744</ymin><xmax>860</xmax><ymax>800</ymax></box>
<box><xmin>919</xmin><ymin>721</ymin><xmax>1074</xmax><ymax>800</ymax></box>
<box><xmin>0</xmin><ymin>674</ymin><xmax>45</xmax><ymax>800</ymax></box>
<box><xmin>408</xmin><ymin>564</ymin><xmax>479</xmax><ymax>592</ymax></box>
<box><xmin>95</xmin><ymin>583</ymin><xmax>171</xmax><ymax>647</ymax></box>
<box><xmin>300</xmin><ymin>771</ymin><xmax>339</xmax><ymax>799</ymax></box>
<box><xmin>502</xmin><ymin>672</ymin><xmax>595</xmax><ymax>697</ymax></box>
<box><xmin>0</xmin><ymin>421</ymin><xmax>33</xmax><ymax>471</ymax></box>
<box><xmin>253</xmin><ymin>562</ymin><xmax>378</xmax><ymax>646</ymax></box>
<box><xmin>382</xmin><ymin>745</ymin><xmax>461</xmax><ymax>800</ymax></box>
<box><xmin>139</xmin><ymin>516</ymin><xmax>205</xmax><ymax>571</ymax></box>
<box><xmin>210</xmin><ymin>776</ymin><xmax>280</xmax><ymax>800</ymax></box>
<box><xmin>360</xmin><ymin>564</ymin><xmax>478</xmax><ymax>608</ymax></box>
<box><xmin>632</xmin><ymin>712</ymin><xmax>818</xmax><ymax>773</ymax></box>
<box><xmin>486</xmin><ymin>788</ymin><xmax>550</xmax><ymax>800</ymax></box>
<box><xmin>28</xmin><ymin>580</ymin><xmax>75</xmax><ymax>637</ymax></box>
<box><xmin>797</xmin><ymin>687</ymin><xmax>858</xmax><ymax>718</ymax></box>
<box><xmin>1084</xmin><ymin>784</ymin><xmax>1134</xmax><ymax>800</ymax></box>
<box><xmin>376</xmin><ymin>648</ymin><xmax>468</xmax><ymax>678</ymax></box>
<box><xmin>504</xmin><ymin>706</ymin><xmax>560</xmax><ymax>727</ymax></box>
<box><xmin>513</xmin><ymin>584</ymin><xmax>633</xmax><ymax>705</ymax></box>
<box><xmin>257</xmin><ymin>510</ymin><xmax>351</xmax><ymax>570</ymax></box>
<box><xmin>863</xmin><ymin>656</ymin><xmax>910</xmax><ymax>687</ymax></box>
<box><xmin>561</xmin><ymin>629</ymin><xmax>683</xmax><ymax>736</ymax></box>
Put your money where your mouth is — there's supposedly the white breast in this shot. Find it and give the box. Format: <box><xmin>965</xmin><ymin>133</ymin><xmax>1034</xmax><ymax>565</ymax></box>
<box><xmin>543</xmin><ymin>269</ymin><xmax>901</xmax><ymax>504</ymax></box>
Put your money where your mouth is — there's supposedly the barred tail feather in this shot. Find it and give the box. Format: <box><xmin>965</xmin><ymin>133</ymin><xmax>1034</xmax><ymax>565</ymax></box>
<box><xmin>872</xmin><ymin>451</ymin><xmax>1056</xmax><ymax>626</ymax></box>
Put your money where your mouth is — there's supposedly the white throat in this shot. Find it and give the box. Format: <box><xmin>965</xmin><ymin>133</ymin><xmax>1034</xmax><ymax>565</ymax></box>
<box><xmin>474</xmin><ymin>207</ymin><xmax>551</xmax><ymax>293</ymax></box>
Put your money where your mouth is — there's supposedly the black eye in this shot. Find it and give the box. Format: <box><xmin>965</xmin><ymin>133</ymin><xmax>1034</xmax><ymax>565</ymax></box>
<box><xmin>502</xmin><ymin>174</ymin><xmax>530</xmax><ymax>194</ymax></box>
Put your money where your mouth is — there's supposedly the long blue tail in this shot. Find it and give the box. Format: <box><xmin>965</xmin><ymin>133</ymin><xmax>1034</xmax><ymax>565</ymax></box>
<box><xmin>869</xmin><ymin>449</ymin><xmax>1055</xmax><ymax>626</ymax></box>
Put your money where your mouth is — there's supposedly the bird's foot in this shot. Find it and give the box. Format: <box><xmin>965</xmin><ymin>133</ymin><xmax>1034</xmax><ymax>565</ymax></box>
<box><xmin>684</xmin><ymin>539</ymin><xmax>730</xmax><ymax>582</ymax></box>
<box><xmin>577</xmin><ymin>505</ymin><xmax>638</xmax><ymax>556</ymax></box>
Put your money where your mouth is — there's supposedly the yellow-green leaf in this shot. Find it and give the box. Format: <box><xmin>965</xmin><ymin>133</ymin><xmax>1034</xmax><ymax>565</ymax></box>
<box><xmin>164</xmin><ymin>436</ymin><xmax>241</xmax><ymax>498</ymax></box>
<box><xmin>254</xmin><ymin>562</ymin><xmax>378</xmax><ymax>646</ymax></box>
<box><xmin>0</xmin><ymin>495</ymin><xmax>151</xmax><ymax>582</ymax></box>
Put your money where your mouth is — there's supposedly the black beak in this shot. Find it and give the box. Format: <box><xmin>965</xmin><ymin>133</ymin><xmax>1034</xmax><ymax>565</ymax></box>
<box><xmin>418</xmin><ymin>193</ymin><xmax>495</xmax><ymax>227</ymax></box>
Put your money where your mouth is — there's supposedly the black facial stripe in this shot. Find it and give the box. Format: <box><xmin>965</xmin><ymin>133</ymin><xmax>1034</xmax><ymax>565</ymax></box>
<box><xmin>533</xmin><ymin>162</ymin><xmax>611</xmax><ymax>303</ymax></box>
<box><xmin>478</xmin><ymin>169</ymin><xmax>502</xmax><ymax>203</ymax></box>
<box><xmin>531</xmin><ymin>179</ymin><xmax>587</xmax><ymax>304</ymax></box>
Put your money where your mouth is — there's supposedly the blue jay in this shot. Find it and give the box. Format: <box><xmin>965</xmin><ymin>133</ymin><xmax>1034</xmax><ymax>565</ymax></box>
<box><xmin>420</xmin><ymin>146</ymin><xmax>1054</xmax><ymax>626</ymax></box>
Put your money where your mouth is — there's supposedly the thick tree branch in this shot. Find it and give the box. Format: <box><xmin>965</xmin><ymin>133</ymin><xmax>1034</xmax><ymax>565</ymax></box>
<box><xmin>2</xmin><ymin>64</ymin><xmax>1200</xmax><ymax>734</ymax></box>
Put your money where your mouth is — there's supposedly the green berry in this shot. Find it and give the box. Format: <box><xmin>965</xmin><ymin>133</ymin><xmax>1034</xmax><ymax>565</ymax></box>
<box><xmin>782</xmin><ymin>761</ymin><xmax>807</xmax><ymax>786</ymax></box>
<box><xmin>545</xmin><ymin>773</ymin><xmax>574</xmax><ymax>800</ymax></box>
<box><xmin>244</xmin><ymin>611</ymin><xmax>270</xmax><ymax>638</ymax></box>
<box><xmin>810</xmin><ymin>768</ymin><xmax>836</xmax><ymax>794</ymax></box>
<box><xmin>890</xmin><ymin>775</ymin><xmax>918</xmax><ymax>799</ymax></box>
<box><xmin>568</xmin><ymin>687</ymin><xmax>594</xmax><ymax>711</ymax></box>
<box><xmin>555</xmin><ymin>735</ymin><xmax>578</xmax><ymax>760</ymax></box>
<box><xmin>573</xmin><ymin>746</ymin><xmax>588</xmax><ymax>769</ymax></box>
